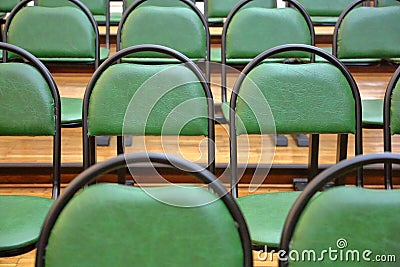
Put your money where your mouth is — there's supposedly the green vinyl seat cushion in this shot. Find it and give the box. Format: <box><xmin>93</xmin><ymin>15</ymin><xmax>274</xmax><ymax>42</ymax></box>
<box><xmin>44</xmin><ymin>184</ymin><xmax>244</xmax><ymax>267</ymax></box>
<box><xmin>0</xmin><ymin>196</ymin><xmax>54</xmax><ymax>251</ymax></box>
<box><xmin>34</xmin><ymin>47</ymin><xmax>109</xmax><ymax>63</ymax></box>
<box><xmin>362</xmin><ymin>98</ymin><xmax>384</xmax><ymax>127</ymax></box>
<box><xmin>61</xmin><ymin>97</ymin><xmax>83</xmax><ymax>125</ymax></box>
<box><xmin>310</xmin><ymin>15</ymin><xmax>338</xmax><ymax>24</ymax></box>
<box><xmin>236</xmin><ymin>191</ymin><xmax>302</xmax><ymax>247</ymax></box>
<box><xmin>290</xmin><ymin>187</ymin><xmax>400</xmax><ymax>266</ymax></box>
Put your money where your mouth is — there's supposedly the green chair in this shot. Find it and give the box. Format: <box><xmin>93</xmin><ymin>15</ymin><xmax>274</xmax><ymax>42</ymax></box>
<box><xmin>230</xmin><ymin>44</ymin><xmax>362</xmax><ymax>249</ymax></box>
<box><xmin>375</xmin><ymin>0</ymin><xmax>400</xmax><ymax>6</ymax></box>
<box><xmin>35</xmin><ymin>152</ymin><xmax>253</xmax><ymax>267</ymax></box>
<box><xmin>36</xmin><ymin>0</ymin><xmax>112</xmax><ymax>49</ymax></box>
<box><xmin>83</xmin><ymin>44</ymin><xmax>215</xmax><ymax>183</ymax></box>
<box><xmin>295</xmin><ymin>0</ymin><xmax>355</xmax><ymax>25</ymax></box>
<box><xmin>383</xmin><ymin>65</ymin><xmax>400</xmax><ymax>189</ymax></box>
<box><xmin>333</xmin><ymin>0</ymin><xmax>400</xmax><ymax>128</ymax></box>
<box><xmin>4</xmin><ymin>0</ymin><xmax>109</xmax><ymax>128</ymax></box>
<box><xmin>280</xmin><ymin>153</ymin><xmax>400</xmax><ymax>267</ymax></box>
<box><xmin>204</xmin><ymin>0</ymin><xmax>276</xmax><ymax>26</ymax></box>
<box><xmin>0</xmin><ymin>0</ymin><xmax>20</xmax><ymax>40</ymax></box>
<box><xmin>0</xmin><ymin>42</ymin><xmax>61</xmax><ymax>257</ymax></box>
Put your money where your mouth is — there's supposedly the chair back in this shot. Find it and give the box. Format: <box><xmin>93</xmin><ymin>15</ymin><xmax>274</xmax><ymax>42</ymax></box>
<box><xmin>0</xmin><ymin>42</ymin><xmax>61</xmax><ymax>198</ymax></box>
<box><xmin>37</xmin><ymin>0</ymin><xmax>107</xmax><ymax>15</ymax></box>
<box><xmin>4</xmin><ymin>0</ymin><xmax>100</xmax><ymax>67</ymax></box>
<box><xmin>333</xmin><ymin>0</ymin><xmax>400</xmax><ymax>60</ymax></box>
<box><xmin>83</xmin><ymin>44</ymin><xmax>215</xmax><ymax>172</ymax></box>
<box><xmin>0</xmin><ymin>0</ymin><xmax>20</xmax><ymax>12</ymax></box>
<box><xmin>124</xmin><ymin>0</ymin><xmax>196</xmax><ymax>10</ymax></box>
<box><xmin>280</xmin><ymin>153</ymin><xmax>400</xmax><ymax>267</ymax></box>
<box><xmin>35</xmin><ymin>152</ymin><xmax>253</xmax><ymax>267</ymax></box>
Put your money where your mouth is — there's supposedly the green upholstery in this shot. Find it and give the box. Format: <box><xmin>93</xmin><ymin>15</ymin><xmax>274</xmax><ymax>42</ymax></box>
<box><xmin>207</xmin><ymin>0</ymin><xmax>275</xmax><ymax>23</ymax></box>
<box><xmin>336</xmin><ymin>6</ymin><xmax>400</xmax><ymax>59</ymax></box>
<box><xmin>236</xmin><ymin>63</ymin><xmax>356</xmax><ymax>135</ymax></box>
<box><xmin>237</xmin><ymin>192</ymin><xmax>302</xmax><ymax>247</ymax></box>
<box><xmin>44</xmin><ymin>184</ymin><xmax>244</xmax><ymax>267</ymax></box>
<box><xmin>61</xmin><ymin>97</ymin><xmax>82</xmax><ymax>125</ymax></box>
<box><xmin>390</xmin><ymin>81</ymin><xmax>400</xmax><ymax>134</ymax></box>
<box><xmin>38</xmin><ymin>0</ymin><xmax>107</xmax><ymax>15</ymax></box>
<box><xmin>362</xmin><ymin>98</ymin><xmax>384</xmax><ymax>127</ymax></box>
<box><xmin>88</xmin><ymin>63</ymin><xmax>208</xmax><ymax>136</ymax></box>
<box><xmin>0</xmin><ymin>0</ymin><xmax>19</xmax><ymax>12</ymax></box>
<box><xmin>297</xmin><ymin>0</ymin><xmax>354</xmax><ymax>24</ymax></box>
<box><xmin>120</xmin><ymin>6</ymin><xmax>206</xmax><ymax>59</ymax></box>
<box><xmin>376</xmin><ymin>0</ymin><xmax>400</xmax><ymax>6</ymax></box>
<box><xmin>290</xmin><ymin>187</ymin><xmax>400</xmax><ymax>266</ymax></box>
<box><xmin>226</xmin><ymin>8</ymin><xmax>311</xmax><ymax>60</ymax></box>
<box><xmin>125</xmin><ymin>0</ymin><xmax>195</xmax><ymax>8</ymax></box>
<box><xmin>0</xmin><ymin>196</ymin><xmax>54</xmax><ymax>251</ymax></box>
<box><xmin>8</xmin><ymin>6</ymin><xmax>96</xmax><ymax>59</ymax></box>
<box><xmin>0</xmin><ymin>63</ymin><xmax>55</xmax><ymax>136</ymax></box>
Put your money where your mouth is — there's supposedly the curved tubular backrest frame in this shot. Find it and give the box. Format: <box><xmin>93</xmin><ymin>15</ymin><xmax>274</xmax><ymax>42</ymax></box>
<box><xmin>35</xmin><ymin>152</ymin><xmax>253</xmax><ymax>267</ymax></box>
<box><xmin>83</xmin><ymin>44</ymin><xmax>215</xmax><ymax>173</ymax></box>
<box><xmin>0</xmin><ymin>42</ymin><xmax>61</xmax><ymax>199</ymax></box>
<box><xmin>220</xmin><ymin>0</ymin><xmax>315</xmax><ymax>103</ymax></box>
<box><xmin>279</xmin><ymin>152</ymin><xmax>400</xmax><ymax>267</ymax></box>
<box><xmin>3</xmin><ymin>0</ymin><xmax>101</xmax><ymax>68</ymax></box>
<box><xmin>116</xmin><ymin>0</ymin><xmax>210</xmax><ymax>81</ymax></box>
<box><xmin>332</xmin><ymin>0</ymin><xmax>378</xmax><ymax>57</ymax></box>
<box><xmin>229</xmin><ymin>44</ymin><xmax>363</xmax><ymax>197</ymax></box>
<box><xmin>383</xmin><ymin>65</ymin><xmax>400</xmax><ymax>189</ymax></box>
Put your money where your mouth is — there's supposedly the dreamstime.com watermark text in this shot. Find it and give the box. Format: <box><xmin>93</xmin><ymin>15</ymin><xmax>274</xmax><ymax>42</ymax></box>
<box><xmin>258</xmin><ymin>238</ymin><xmax>396</xmax><ymax>263</ymax></box>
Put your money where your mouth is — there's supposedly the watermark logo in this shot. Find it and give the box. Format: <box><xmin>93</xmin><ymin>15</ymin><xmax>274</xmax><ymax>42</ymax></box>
<box><xmin>258</xmin><ymin>238</ymin><xmax>397</xmax><ymax>263</ymax></box>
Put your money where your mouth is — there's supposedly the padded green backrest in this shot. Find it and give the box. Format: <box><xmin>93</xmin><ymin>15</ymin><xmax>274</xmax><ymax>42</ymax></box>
<box><xmin>121</xmin><ymin>6</ymin><xmax>206</xmax><ymax>59</ymax></box>
<box><xmin>0</xmin><ymin>0</ymin><xmax>19</xmax><ymax>12</ymax></box>
<box><xmin>236</xmin><ymin>63</ymin><xmax>356</xmax><ymax>135</ymax></box>
<box><xmin>126</xmin><ymin>0</ymin><xmax>195</xmax><ymax>8</ymax></box>
<box><xmin>88</xmin><ymin>63</ymin><xmax>208</xmax><ymax>136</ymax></box>
<box><xmin>44</xmin><ymin>184</ymin><xmax>244</xmax><ymax>267</ymax></box>
<box><xmin>389</xmin><ymin>81</ymin><xmax>400</xmax><ymax>134</ymax></box>
<box><xmin>226</xmin><ymin>8</ymin><xmax>311</xmax><ymax>59</ymax></box>
<box><xmin>337</xmin><ymin>6</ymin><xmax>400</xmax><ymax>59</ymax></box>
<box><xmin>377</xmin><ymin>0</ymin><xmax>400</xmax><ymax>6</ymax></box>
<box><xmin>0</xmin><ymin>63</ymin><xmax>55</xmax><ymax>136</ymax></box>
<box><xmin>290</xmin><ymin>187</ymin><xmax>400</xmax><ymax>266</ymax></box>
<box><xmin>37</xmin><ymin>0</ymin><xmax>107</xmax><ymax>15</ymax></box>
<box><xmin>296</xmin><ymin>0</ymin><xmax>354</xmax><ymax>16</ymax></box>
<box><xmin>208</xmin><ymin>0</ymin><xmax>275</xmax><ymax>18</ymax></box>
<box><xmin>8</xmin><ymin>6</ymin><xmax>96</xmax><ymax>59</ymax></box>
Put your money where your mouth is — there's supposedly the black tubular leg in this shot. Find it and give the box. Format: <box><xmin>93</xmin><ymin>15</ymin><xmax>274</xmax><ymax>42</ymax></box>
<box><xmin>335</xmin><ymin>133</ymin><xmax>348</xmax><ymax>186</ymax></box>
<box><xmin>308</xmin><ymin>134</ymin><xmax>320</xmax><ymax>180</ymax></box>
<box><xmin>117</xmin><ymin>136</ymin><xmax>126</xmax><ymax>184</ymax></box>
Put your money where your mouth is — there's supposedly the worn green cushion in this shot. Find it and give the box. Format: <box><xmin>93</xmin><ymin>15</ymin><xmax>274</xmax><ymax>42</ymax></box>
<box><xmin>121</xmin><ymin>6</ymin><xmax>206</xmax><ymax>59</ymax></box>
<box><xmin>8</xmin><ymin>6</ymin><xmax>96</xmax><ymax>59</ymax></box>
<box><xmin>0</xmin><ymin>0</ymin><xmax>19</xmax><ymax>12</ymax></box>
<box><xmin>0</xmin><ymin>195</ymin><xmax>54</xmax><ymax>251</ymax></box>
<box><xmin>37</xmin><ymin>0</ymin><xmax>107</xmax><ymax>15</ymax></box>
<box><xmin>337</xmin><ymin>6</ymin><xmax>400</xmax><ymax>59</ymax></box>
<box><xmin>296</xmin><ymin>0</ymin><xmax>354</xmax><ymax>16</ymax></box>
<box><xmin>226</xmin><ymin>8</ymin><xmax>311</xmax><ymax>60</ymax></box>
<box><xmin>390</xmin><ymin>81</ymin><xmax>400</xmax><ymax>134</ymax></box>
<box><xmin>207</xmin><ymin>0</ymin><xmax>275</xmax><ymax>18</ymax></box>
<box><xmin>61</xmin><ymin>97</ymin><xmax>82</xmax><ymax>125</ymax></box>
<box><xmin>362</xmin><ymin>98</ymin><xmax>383</xmax><ymax>127</ymax></box>
<box><xmin>88</xmin><ymin>63</ymin><xmax>208</xmax><ymax>136</ymax></box>
<box><xmin>290</xmin><ymin>187</ymin><xmax>400</xmax><ymax>266</ymax></box>
<box><xmin>236</xmin><ymin>63</ymin><xmax>356</xmax><ymax>135</ymax></box>
<box><xmin>0</xmin><ymin>63</ymin><xmax>55</xmax><ymax>136</ymax></box>
<box><xmin>45</xmin><ymin>184</ymin><xmax>244</xmax><ymax>267</ymax></box>
<box><xmin>237</xmin><ymin>191</ymin><xmax>302</xmax><ymax>247</ymax></box>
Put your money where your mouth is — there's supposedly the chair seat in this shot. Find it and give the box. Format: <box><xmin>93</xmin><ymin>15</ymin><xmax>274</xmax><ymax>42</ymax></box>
<box><xmin>38</xmin><ymin>47</ymin><xmax>110</xmax><ymax>63</ymax></box>
<box><xmin>362</xmin><ymin>98</ymin><xmax>384</xmax><ymax>127</ymax></box>
<box><xmin>0</xmin><ymin>195</ymin><xmax>54</xmax><ymax>255</ymax></box>
<box><xmin>61</xmin><ymin>97</ymin><xmax>83</xmax><ymax>126</ymax></box>
<box><xmin>310</xmin><ymin>16</ymin><xmax>338</xmax><ymax>25</ymax></box>
<box><xmin>211</xmin><ymin>48</ymin><xmax>294</xmax><ymax>64</ymax></box>
<box><xmin>236</xmin><ymin>191</ymin><xmax>302</xmax><ymax>248</ymax></box>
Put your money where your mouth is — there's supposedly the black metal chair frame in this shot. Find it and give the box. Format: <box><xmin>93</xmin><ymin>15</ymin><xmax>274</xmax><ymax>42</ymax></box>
<box><xmin>83</xmin><ymin>44</ymin><xmax>216</xmax><ymax>180</ymax></box>
<box><xmin>0</xmin><ymin>42</ymin><xmax>61</xmax><ymax>257</ymax></box>
<box><xmin>279</xmin><ymin>152</ymin><xmax>399</xmax><ymax>267</ymax></box>
<box><xmin>229</xmin><ymin>44</ymin><xmax>363</xmax><ymax>197</ymax></box>
<box><xmin>35</xmin><ymin>152</ymin><xmax>253</xmax><ymax>267</ymax></box>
